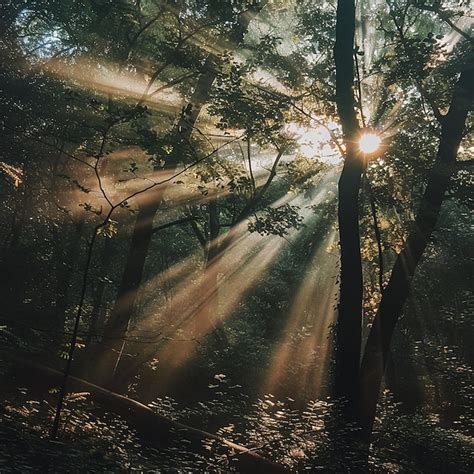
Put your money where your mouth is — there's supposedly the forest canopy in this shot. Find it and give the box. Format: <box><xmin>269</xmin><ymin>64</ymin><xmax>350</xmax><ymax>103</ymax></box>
<box><xmin>0</xmin><ymin>0</ymin><xmax>473</xmax><ymax>472</ymax></box>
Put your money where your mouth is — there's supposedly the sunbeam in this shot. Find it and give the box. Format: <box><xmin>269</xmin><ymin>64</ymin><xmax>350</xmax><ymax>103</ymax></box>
<box><xmin>45</xmin><ymin>58</ymin><xmax>183</xmax><ymax>112</ymax></box>
<box><xmin>104</xmin><ymin>187</ymin><xmax>312</xmax><ymax>386</ymax></box>
<box><xmin>261</xmin><ymin>183</ymin><xmax>339</xmax><ymax>402</ymax></box>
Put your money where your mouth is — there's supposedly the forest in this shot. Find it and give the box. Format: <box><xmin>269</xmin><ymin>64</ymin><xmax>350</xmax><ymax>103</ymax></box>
<box><xmin>0</xmin><ymin>0</ymin><xmax>473</xmax><ymax>472</ymax></box>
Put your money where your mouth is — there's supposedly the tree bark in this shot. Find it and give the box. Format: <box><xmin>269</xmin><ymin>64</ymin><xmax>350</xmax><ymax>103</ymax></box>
<box><xmin>358</xmin><ymin>67</ymin><xmax>473</xmax><ymax>439</ymax></box>
<box><xmin>333</xmin><ymin>0</ymin><xmax>363</xmax><ymax>412</ymax></box>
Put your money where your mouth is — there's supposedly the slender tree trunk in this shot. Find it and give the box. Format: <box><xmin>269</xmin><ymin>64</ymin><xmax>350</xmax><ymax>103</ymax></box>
<box><xmin>104</xmin><ymin>196</ymin><xmax>160</xmax><ymax>340</ymax></box>
<box><xmin>358</xmin><ymin>68</ymin><xmax>473</xmax><ymax>439</ymax></box>
<box><xmin>333</xmin><ymin>0</ymin><xmax>363</xmax><ymax>413</ymax></box>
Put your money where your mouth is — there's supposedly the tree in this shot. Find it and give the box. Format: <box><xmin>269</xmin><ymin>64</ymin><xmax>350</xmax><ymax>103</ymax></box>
<box><xmin>94</xmin><ymin>2</ymin><xmax>268</xmax><ymax>385</ymax></box>
<box><xmin>331</xmin><ymin>0</ymin><xmax>473</xmax><ymax>463</ymax></box>
<box><xmin>333</xmin><ymin>0</ymin><xmax>364</xmax><ymax>420</ymax></box>
<box><xmin>1</xmin><ymin>0</ymin><xmax>473</xmax><ymax>471</ymax></box>
<box><xmin>359</xmin><ymin>65</ymin><xmax>473</xmax><ymax>440</ymax></box>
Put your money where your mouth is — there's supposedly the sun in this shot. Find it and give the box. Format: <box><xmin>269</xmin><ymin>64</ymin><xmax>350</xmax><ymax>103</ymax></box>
<box><xmin>359</xmin><ymin>132</ymin><xmax>381</xmax><ymax>154</ymax></box>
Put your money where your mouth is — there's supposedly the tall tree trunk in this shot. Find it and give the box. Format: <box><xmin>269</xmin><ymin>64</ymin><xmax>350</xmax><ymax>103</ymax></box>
<box><xmin>104</xmin><ymin>195</ymin><xmax>161</xmax><ymax>340</ymax></box>
<box><xmin>358</xmin><ymin>67</ymin><xmax>473</xmax><ymax>439</ymax></box>
<box><xmin>333</xmin><ymin>0</ymin><xmax>363</xmax><ymax>413</ymax></box>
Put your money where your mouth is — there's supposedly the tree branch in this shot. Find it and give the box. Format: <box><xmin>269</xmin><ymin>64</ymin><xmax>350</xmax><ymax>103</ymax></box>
<box><xmin>151</xmin><ymin>215</ymin><xmax>197</xmax><ymax>235</ymax></box>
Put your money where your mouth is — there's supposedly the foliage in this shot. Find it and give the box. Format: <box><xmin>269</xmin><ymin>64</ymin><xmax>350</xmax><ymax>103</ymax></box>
<box><xmin>0</xmin><ymin>0</ymin><xmax>472</xmax><ymax>471</ymax></box>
